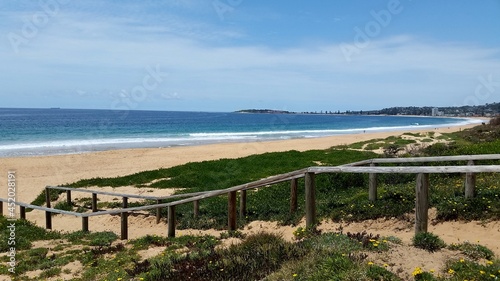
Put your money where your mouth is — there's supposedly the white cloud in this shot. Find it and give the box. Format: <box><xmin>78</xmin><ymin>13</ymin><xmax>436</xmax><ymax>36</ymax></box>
<box><xmin>1</xmin><ymin>3</ymin><xmax>499</xmax><ymax>111</ymax></box>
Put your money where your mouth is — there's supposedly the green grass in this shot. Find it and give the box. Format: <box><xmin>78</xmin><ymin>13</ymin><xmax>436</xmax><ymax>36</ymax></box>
<box><xmin>364</xmin><ymin>142</ymin><xmax>384</xmax><ymax>150</ymax></box>
<box><xmin>349</xmin><ymin>139</ymin><xmax>384</xmax><ymax>149</ymax></box>
<box><xmin>0</xmin><ymin>216</ymin><xmax>62</xmax><ymax>251</ymax></box>
<box><xmin>442</xmin><ymin>258</ymin><xmax>500</xmax><ymax>281</ymax></box>
<box><xmin>403</xmin><ymin>132</ymin><xmax>424</xmax><ymax>137</ymax></box>
<box><xmin>448</xmin><ymin>242</ymin><xmax>495</xmax><ymax>260</ymax></box>
<box><xmin>412</xmin><ymin>232</ymin><xmax>446</xmax><ymax>252</ymax></box>
<box><xmin>54</xmin><ymin>201</ymin><xmax>73</xmax><ymax>211</ymax></box>
<box><xmin>133</xmin><ymin>231</ymin><xmax>401</xmax><ymax>281</ymax></box>
<box><xmin>70</xmin><ymin>149</ymin><xmax>375</xmax><ymax>189</ymax></box>
<box><xmin>350</xmin><ymin>135</ymin><xmax>418</xmax><ymax>152</ymax></box>
<box><xmin>266</xmin><ymin>232</ymin><xmax>400</xmax><ymax>281</ymax></box>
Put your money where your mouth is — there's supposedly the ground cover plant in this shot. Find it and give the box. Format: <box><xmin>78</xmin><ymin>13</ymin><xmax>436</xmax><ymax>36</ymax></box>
<box><xmin>1</xmin><ymin>222</ymin><xmax>498</xmax><ymax>280</ymax></box>
<box><xmin>412</xmin><ymin>258</ymin><xmax>500</xmax><ymax>281</ymax></box>
<box><xmin>412</xmin><ymin>232</ymin><xmax>446</xmax><ymax>252</ymax></box>
<box><xmin>0</xmin><ymin>221</ymin><xmax>123</xmax><ymax>278</ymax></box>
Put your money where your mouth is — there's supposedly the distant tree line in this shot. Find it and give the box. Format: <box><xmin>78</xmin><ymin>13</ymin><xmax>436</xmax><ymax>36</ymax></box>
<box><xmin>365</xmin><ymin>102</ymin><xmax>500</xmax><ymax>116</ymax></box>
<box><xmin>238</xmin><ymin>102</ymin><xmax>500</xmax><ymax>117</ymax></box>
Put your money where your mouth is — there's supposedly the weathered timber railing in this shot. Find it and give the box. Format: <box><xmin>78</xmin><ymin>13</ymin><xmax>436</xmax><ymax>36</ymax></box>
<box><xmin>349</xmin><ymin>154</ymin><xmax>500</xmax><ymax>201</ymax></box>
<box><xmin>1</xmin><ymin>154</ymin><xmax>499</xmax><ymax>239</ymax></box>
<box><xmin>42</xmin><ymin>186</ymin><xmax>211</xmax><ymax>239</ymax></box>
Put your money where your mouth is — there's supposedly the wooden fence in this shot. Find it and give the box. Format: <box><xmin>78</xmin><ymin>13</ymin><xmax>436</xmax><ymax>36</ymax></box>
<box><xmin>1</xmin><ymin>154</ymin><xmax>499</xmax><ymax>239</ymax></box>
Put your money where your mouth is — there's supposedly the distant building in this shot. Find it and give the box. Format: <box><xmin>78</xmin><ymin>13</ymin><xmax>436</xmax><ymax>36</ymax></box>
<box><xmin>432</xmin><ymin>107</ymin><xmax>439</xmax><ymax>116</ymax></box>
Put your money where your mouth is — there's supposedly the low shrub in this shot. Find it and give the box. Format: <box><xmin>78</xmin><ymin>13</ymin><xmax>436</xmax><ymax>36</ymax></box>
<box><xmin>54</xmin><ymin>201</ymin><xmax>73</xmax><ymax>211</ymax></box>
<box><xmin>445</xmin><ymin>258</ymin><xmax>500</xmax><ymax>281</ymax></box>
<box><xmin>448</xmin><ymin>242</ymin><xmax>495</xmax><ymax>260</ymax></box>
<box><xmin>412</xmin><ymin>232</ymin><xmax>446</xmax><ymax>252</ymax></box>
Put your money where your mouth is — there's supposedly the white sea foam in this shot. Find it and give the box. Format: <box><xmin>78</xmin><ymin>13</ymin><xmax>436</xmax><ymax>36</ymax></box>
<box><xmin>0</xmin><ymin>117</ymin><xmax>482</xmax><ymax>157</ymax></box>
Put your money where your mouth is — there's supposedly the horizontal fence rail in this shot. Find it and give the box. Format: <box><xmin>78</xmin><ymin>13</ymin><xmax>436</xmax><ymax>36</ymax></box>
<box><xmin>1</xmin><ymin>154</ymin><xmax>499</xmax><ymax>239</ymax></box>
<box><xmin>47</xmin><ymin>185</ymin><xmax>211</xmax><ymax>201</ymax></box>
<box><xmin>308</xmin><ymin>165</ymin><xmax>500</xmax><ymax>174</ymax></box>
<box><xmin>0</xmin><ymin>198</ymin><xmax>83</xmax><ymax>217</ymax></box>
<box><xmin>369</xmin><ymin>154</ymin><xmax>500</xmax><ymax>164</ymax></box>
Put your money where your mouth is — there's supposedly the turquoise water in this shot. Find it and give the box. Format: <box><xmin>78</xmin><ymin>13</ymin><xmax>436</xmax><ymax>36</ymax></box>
<box><xmin>0</xmin><ymin>108</ymin><xmax>479</xmax><ymax>157</ymax></box>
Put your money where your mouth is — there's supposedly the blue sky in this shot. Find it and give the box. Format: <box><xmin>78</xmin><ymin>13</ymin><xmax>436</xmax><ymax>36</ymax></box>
<box><xmin>1</xmin><ymin>0</ymin><xmax>500</xmax><ymax>112</ymax></box>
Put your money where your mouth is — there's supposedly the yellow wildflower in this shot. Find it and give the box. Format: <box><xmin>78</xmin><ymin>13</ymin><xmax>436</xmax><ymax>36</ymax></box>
<box><xmin>412</xmin><ymin>267</ymin><xmax>423</xmax><ymax>276</ymax></box>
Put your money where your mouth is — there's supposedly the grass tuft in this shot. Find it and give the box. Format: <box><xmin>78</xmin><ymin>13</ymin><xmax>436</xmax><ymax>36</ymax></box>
<box><xmin>412</xmin><ymin>232</ymin><xmax>446</xmax><ymax>252</ymax></box>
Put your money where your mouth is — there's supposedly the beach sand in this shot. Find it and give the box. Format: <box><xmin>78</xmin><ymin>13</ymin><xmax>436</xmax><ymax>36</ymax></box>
<box><xmin>1</xmin><ymin>122</ymin><xmax>499</xmax><ymax>279</ymax></box>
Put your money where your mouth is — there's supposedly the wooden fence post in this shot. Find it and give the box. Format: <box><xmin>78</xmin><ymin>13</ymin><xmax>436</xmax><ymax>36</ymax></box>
<box><xmin>121</xmin><ymin>197</ymin><xmax>128</xmax><ymax>240</ymax></box>
<box><xmin>66</xmin><ymin>190</ymin><xmax>72</xmax><ymax>205</ymax></box>
<box><xmin>156</xmin><ymin>199</ymin><xmax>162</xmax><ymax>224</ymax></box>
<box><xmin>290</xmin><ymin>178</ymin><xmax>298</xmax><ymax>213</ymax></box>
<box><xmin>193</xmin><ymin>200</ymin><xmax>199</xmax><ymax>218</ymax></box>
<box><xmin>168</xmin><ymin>206</ymin><xmax>176</xmax><ymax>237</ymax></box>
<box><xmin>465</xmin><ymin>160</ymin><xmax>476</xmax><ymax>198</ymax></box>
<box><xmin>45</xmin><ymin>187</ymin><xmax>52</xmax><ymax>229</ymax></box>
<box><xmin>82</xmin><ymin>217</ymin><xmax>89</xmax><ymax>232</ymax></box>
<box><xmin>20</xmin><ymin>206</ymin><xmax>26</xmax><ymax>220</ymax></box>
<box><xmin>92</xmin><ymin>193</ymin><xmax>98</xmax><ymax>212</ymax></box>
<box><xmin>305</xmin><ymin>172</ymin><xmax>316</xmax><ymax>229</ymax></box>
<box><xmin>239</xmin><ymin>190</ymin><xmax>247</xmax><ymax>219</ymax></box>
<box><xmin>415</xmin><ymin>173</ymin><xmax>430</xmax><ymax>234</ymax></box>
<box><xmin>228</xmin><ymin>191</ymin><xmax>237</xmax><ymax>231</ymax></box>
<box><xmin>369</xmin><ymin>163</ymin><xmax>378</xmax><ymax>201</ymax></box>
<box><xmin>45</xmin><ymin>187</ymin><xmax>51</xmax><ymax>208</ymax></box>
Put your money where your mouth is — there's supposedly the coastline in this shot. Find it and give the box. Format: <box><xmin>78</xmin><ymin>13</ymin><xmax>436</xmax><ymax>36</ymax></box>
<box><xmin>0</xmin><ymin>122</ymin><xmax>482</xmax><ymax>204</ymax></box>
<box><xmin>0</xmin><ymin>113</ymin><xmax>483</xmax><ymax>158</ymax></box>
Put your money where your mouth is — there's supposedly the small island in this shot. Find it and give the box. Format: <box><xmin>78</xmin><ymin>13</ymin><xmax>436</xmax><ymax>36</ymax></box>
<box><xmin>236</xmin><ymin>109</ymin><xmax>294</xmax><ymax>114</ymax></box>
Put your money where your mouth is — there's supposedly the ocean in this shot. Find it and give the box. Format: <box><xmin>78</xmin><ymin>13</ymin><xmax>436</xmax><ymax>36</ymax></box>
<box><xmin>0</xmin><ymin>108</ymin><xmax>480</xmax><ymax>157</ymax></box>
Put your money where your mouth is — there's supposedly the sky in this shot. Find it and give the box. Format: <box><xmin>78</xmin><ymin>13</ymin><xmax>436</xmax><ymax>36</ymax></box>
<box><xmin>1</xmin><ymin>0</ymin><xmax>500</xmax><ymax>112</ymax></box>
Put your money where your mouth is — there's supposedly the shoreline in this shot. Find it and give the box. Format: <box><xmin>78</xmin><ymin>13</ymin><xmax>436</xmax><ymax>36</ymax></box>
<box><xmin>0</xmin><ymin>116</ymin><xmax>484</xmax><ymax>159</ymax></box>
<box><xmin>0</xmin><ymin>122</ymin><xmax>483</xmax><ymax>204</ymax></box>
